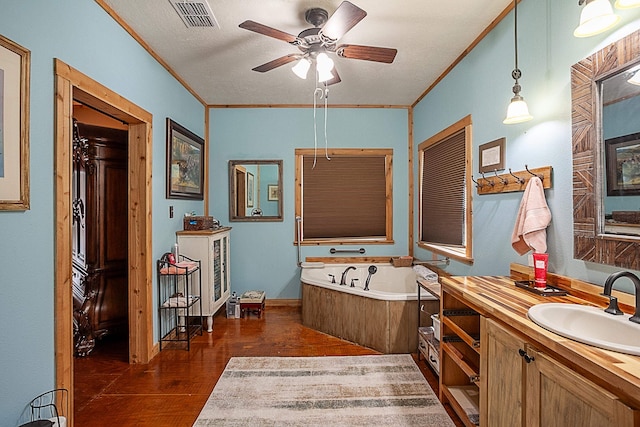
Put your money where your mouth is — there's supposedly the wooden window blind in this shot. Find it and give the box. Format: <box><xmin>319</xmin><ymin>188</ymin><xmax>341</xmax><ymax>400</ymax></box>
<box><xmin>421</xmin><ymin>129</ymin><xmax>466</xmax><ymax>246</ymax></box>
<box><xmin>300</xmin><ymin>152</ymin><xmax>389</xmax><ymax>240</ymax></box>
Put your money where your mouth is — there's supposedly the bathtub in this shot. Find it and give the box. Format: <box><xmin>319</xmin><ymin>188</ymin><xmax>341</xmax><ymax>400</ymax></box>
<box><xmin>300</xmin><ymin>263</ymin><xmax>438</xmax><ymax>354</ymax></box>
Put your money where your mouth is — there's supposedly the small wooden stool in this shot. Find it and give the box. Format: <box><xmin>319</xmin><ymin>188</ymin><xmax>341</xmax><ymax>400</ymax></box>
<box><xmin>239</xmin><ymin>290</ymin><xmax>265</xmax><ymax>318</ymax></box>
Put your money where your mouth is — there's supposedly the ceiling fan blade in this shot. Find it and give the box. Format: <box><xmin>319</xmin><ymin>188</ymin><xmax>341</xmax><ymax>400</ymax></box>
<box><xmin>252</xmin><ymin>54</ymin><xmax>300</xmax><ymax>73</ymax></box>
<box><xmin>336</xmin><ymin>44</ymin><xmax>397</xmax><ymax>64</ymax></box>
<box><xmin>320</xmin><ymin>1</ymin><xmax>367</xmax><ymax>42</ymax></box>
<box><xmin>239</xmin><ymin>20</ymin><xmax>299</xmax><ymax>44</ymax></box>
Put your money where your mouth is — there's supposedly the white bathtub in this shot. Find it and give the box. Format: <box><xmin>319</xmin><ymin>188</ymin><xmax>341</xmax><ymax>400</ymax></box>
<box><xmin>300</xmin><ymin>263</ymin><xmax>437</xmax><ymax>301</ymax></box>
<box><xmin>300</xmin><ymin>262</ymin><xmax>438</xmax><ymax>353</ymax></box>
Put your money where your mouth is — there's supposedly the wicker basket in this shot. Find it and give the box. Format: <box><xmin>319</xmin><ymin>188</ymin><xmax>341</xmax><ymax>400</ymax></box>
<box><xmin>183</xmin><ymin>216</ymin><xmax>217</xmax><ymax>231</ymax></box>
<box><xmin>391</xmin><ymin>256</ymin><xmax>413</xmax><ymax>267</ymax></box>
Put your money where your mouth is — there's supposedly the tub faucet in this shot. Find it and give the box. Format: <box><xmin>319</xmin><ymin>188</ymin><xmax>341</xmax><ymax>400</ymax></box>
<box><xmin>340</xmin><ymin>266</ymin><xmax>356</xmax><ymax>286</ymax></box>
<box><xmin>602</xmin><ymin>271</ymin><xmax>640</xmax><ymax>324</ymax></box>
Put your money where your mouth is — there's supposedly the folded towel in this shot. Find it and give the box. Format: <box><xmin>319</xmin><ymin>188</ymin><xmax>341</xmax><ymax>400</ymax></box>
<box><xmin>162</xmin><ymin>296</ymin><xmax>195</xmax><ymax>307</ymax></box>
<box><xmin>511</xmin><ymin>176</ymin><xmax>552</xmax><ymax>255</ymax></box>
<box><xmin>160</xmin><ymin>262</ymin><xmax>198</xmax><ymax>275</ymax></box>
<box><xmin>413</xmin><ymin>265</ymin><xmax>438</xmax><ymax>282</ymax></box>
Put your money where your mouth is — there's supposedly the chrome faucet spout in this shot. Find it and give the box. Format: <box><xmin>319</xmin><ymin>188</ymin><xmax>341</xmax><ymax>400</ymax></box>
<box><xmin>603</xmin><ymin>271</ymin><xmax>640</xmax><ymax>324</ymax></box>
<box><xmin>340</xmin><ymin>266</ymin><xmax>357</xmax><ymax>286</ymax></box>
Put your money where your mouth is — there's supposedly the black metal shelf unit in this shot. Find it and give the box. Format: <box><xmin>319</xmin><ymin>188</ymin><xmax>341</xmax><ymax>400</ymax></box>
<box><xmin>157</xmin><ymin>254</ymin><xmax>203</xmax><ymax>350</ymax></box>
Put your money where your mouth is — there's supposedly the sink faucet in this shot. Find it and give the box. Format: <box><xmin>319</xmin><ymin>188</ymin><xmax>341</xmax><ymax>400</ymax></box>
<box><xmin>602</xmin><ymin>271</ymin><xmax>640</xmax><ymax>324</ymax></box>
<box><xmin>340</xmin><ymin>266</ymin><xmax>356</xmax><ymax>286</ymax></box>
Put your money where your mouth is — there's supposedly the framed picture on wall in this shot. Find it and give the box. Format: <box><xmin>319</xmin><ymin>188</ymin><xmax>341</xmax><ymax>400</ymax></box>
<box><xmin>247</xmin><ymin>172</ymin><xmax>254</xmax><ymax>207</ymax></box>
<box><xmin>0</xmin><ymin>35</ymin><xmax>30</xmax><ymax>210</ymax></box>
<box><xmin>166</xmin><ymin>118</ymin><xmax>204</xmax><ymax>200</ymax></box>
<box><xmin>478</xmin><ymin>137</ymin><xmax>505</xmax><ymax>173</ymax></box>
<box><xmin>605</xmin><ymin>132</ymin><xmax>640</xmax><ymax>196</ymax></box>
<box><xmin>268</xmin><ymin>184</ymin><xmax>278</xmax><ymax>201</ymax></box>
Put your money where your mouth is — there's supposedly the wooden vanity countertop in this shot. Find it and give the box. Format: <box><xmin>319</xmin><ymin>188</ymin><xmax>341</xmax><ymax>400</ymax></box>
<box><xmin>440</xmin><ymin>274</ymin><xmax>640</xmax><ymax>408</ymax></box>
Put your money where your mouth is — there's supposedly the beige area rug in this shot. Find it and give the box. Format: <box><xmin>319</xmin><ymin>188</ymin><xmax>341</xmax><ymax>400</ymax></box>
<box><xmin>193</xmin><ymin>354</ymin><xmax>455</xmax><ymax>426</ymax></box>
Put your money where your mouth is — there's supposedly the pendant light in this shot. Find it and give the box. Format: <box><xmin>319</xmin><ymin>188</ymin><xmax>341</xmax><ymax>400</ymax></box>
<box><xmin>504</xmin><ymin>0</ymin><xmax>533</xmax><ymax>125</ymax></box>
<box><xmin>574</xmin><ymin>0</ymin><xmax>620</xmax><ymax>37</ymax></box>
<box><xmin>615</xmin><ymin>0</ymin><xmax>640</xmax><ymax>9</ymax></box>
<box><xmin>316</xmin><ymin>52</ymin><xmax>335</xmax><ymax>83</ymax></box>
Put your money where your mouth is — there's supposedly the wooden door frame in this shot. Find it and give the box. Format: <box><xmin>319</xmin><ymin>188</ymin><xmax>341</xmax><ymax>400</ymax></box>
<box><xmin>54</xmin><ymin>59</ymin><xmax>154</xmax><ymax>423</ymax></box>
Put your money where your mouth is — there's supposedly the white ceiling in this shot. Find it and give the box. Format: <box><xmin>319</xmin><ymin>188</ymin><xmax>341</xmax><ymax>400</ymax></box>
<box><xmin>99</xmin><ymin>0</ymin><xmax>513</xmax><ymax>106</ymax></box>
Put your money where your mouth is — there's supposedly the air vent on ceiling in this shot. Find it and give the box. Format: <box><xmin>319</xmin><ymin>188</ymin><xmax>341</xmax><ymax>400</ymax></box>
<box><xmin>169</xmin><ymin>0</ymin><xmax>219</xmax><ymax>28</ymax></box>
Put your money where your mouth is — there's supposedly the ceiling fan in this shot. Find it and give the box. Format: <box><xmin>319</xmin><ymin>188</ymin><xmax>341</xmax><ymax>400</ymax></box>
<box><xmin>238</xmin><ymin>1</ymin><xmax>397</xmax><ymax>85</ymax></box>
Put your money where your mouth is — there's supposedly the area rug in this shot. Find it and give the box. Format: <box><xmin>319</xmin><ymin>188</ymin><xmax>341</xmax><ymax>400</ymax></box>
<box><xmin>193</xmin><ymin>354</ymin><xmax>455</xmax><ymax>426</ymax></box>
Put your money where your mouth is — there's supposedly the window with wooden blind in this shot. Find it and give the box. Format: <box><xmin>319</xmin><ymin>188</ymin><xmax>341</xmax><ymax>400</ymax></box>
<box><xmin>418</xmin><ymin>115</ymin><xmax>473</xmax><ymax>263</ymax></box>
<box><xmin>295</xmin><ymin>148</ymin><xmax>393</xmax><ymax>244</ymax></box>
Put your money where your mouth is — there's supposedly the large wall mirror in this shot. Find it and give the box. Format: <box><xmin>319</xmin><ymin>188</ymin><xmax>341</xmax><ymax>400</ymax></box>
<box><xmin>572</xmin><ymin>29</ymin><xmax>640</xmax><ymax>269</ymax></box>
<box><xmin>229</xmin><ymin>160</ymin><xmax>283</xmax><ymax>222</ymax></box>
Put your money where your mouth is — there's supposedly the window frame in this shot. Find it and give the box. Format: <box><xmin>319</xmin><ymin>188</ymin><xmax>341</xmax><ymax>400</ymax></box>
<box><xmin>294</xmin><ymin>148</ymin><xmax>394</xmax><ymax>245</ymax></box>
<box><xmin>417</xmin><ymin>115</ymin><xmax>473</xmax><ymax>263</ymax></box>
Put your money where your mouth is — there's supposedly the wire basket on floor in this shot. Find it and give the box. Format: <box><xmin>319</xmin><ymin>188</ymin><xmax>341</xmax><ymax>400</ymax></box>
<box><xmin>20</xmin><ymin>388</ymin><xmax>68</xmax><ymax>427</ymax></box>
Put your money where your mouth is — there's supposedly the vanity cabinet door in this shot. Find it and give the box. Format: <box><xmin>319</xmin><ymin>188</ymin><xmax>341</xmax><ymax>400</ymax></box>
<box><xmin>482</xmin><ymin>317</ymin><xmax>526</xmax><ymax>427</ymax></box>
<box><xmin>483</xmin><ymin>318</ymin><xmax>638</xmax><ymax>427</ymax></box>
<box><xmin>526</xmin><ymin>349</ymin><xmax>637</xmax><ymax>427</ymax></box>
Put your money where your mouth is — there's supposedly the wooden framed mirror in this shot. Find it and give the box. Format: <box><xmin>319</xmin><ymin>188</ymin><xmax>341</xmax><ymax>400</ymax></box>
<box><xmin>229</xmin><ymin>160</ymin><xmax>283</xmax><ymax>222</ymax></box>
<box><xmin>572</xmin><ymin>29</ymin><xmax>640</xmax><ymax>269</ymax></box>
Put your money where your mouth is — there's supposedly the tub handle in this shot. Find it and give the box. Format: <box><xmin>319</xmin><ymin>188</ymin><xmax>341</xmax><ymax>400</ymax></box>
<box><xmin>350</xmin><ymin>278</ymin><xmax>358</xmax><ymax>288</ymax></box>
<box><xmin>328</xmin><ymin>274</ymin><xmax>336</xmax><ymax>284</ymax></box>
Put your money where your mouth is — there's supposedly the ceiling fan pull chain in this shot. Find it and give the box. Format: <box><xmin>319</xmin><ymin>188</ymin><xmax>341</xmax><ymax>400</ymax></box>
<box><xmin>324</xmin><ymin>85</ymin><xmax>331</xmax><ymax>161</ymax></box>
<box><xmin>312</xmin><ymin>86</ymin><xmax>324</xmax><ymax>168</ymax></box>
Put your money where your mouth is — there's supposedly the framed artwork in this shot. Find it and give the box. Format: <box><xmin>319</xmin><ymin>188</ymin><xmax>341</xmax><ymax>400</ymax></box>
<box><xmin>605</xmin><ymin>132</ymin><xmax>640</xmax><ymax>196</ymax></box>
<box><xmin>166</xmin><ymin>118</ymin><xmax>204</xmax><ymax>200</ymax></box>
<box><xmin>246</xmin><ymin>172</ymin><xmax>254</xmax><ymax>207</ymax></box>
<box><xmin>0</xmin><ymin>35</ymin><xmax>30</xmax><ymax>210</ymax></box>
<box><xmin>268</xmin><ymin>184</ymin><xmax>278</xmax><ymax>201</ymax></box>
<box><xmin>478</xmin><ymin>137</ymin><xmax>505</xmax><ymax>173</ymax></box>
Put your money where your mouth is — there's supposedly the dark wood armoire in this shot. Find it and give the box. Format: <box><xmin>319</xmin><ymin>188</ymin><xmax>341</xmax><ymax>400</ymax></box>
<box><xmin>72</xmin><ymin>121</ymin><xmax>129</xmax><ymax>356</ymax></box>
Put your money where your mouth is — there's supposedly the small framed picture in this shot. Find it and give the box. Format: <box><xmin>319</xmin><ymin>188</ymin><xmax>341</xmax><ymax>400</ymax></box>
<box><xmin>606</xmin><ymin>132</ymin><xmax>640</xmax><ymax>196</ymax></box>
<box><xmin>479</xmin><ymin>137</ymin><xmax>505</xmax><ymax>173</ymax></box>
<box><xmin>268</xmin><ymin>184</ymin><xmax>278</xmax><ymax>201</ymax></box>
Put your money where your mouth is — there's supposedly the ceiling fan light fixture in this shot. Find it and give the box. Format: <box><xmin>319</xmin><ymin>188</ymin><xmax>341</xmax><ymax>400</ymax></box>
<box><xmin>316</xmin><ymin>52</ymin><xmax>334</xmax><ymax>72</ymax></box>
<box><xmin>574</xmin><ymin>0</ymin><xmax>620</xmax><ymax>37</ymax></box>
<box><xmin>615</xmin><ymin>0</ymin><xmax>640</xmax><ymax>9</ymax></box>
<box><xmin>292</xmin><ymin>58</ymin><xmax>311</xmax><ymax>79</ymax></box>
<box><xmin>317</xmin><ymin>67</ymin><xmax>334</xmax><ymax>83</ymax></box>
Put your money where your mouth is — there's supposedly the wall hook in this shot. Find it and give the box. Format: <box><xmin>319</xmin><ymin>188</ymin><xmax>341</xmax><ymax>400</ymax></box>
<box><xmin>480</xmin><ymin>171</ymin><xmax>495</xmax><ymax>186</ymax></box>
<box><xmin>525</xmin><ymin>164</ymin><xmax>543</xmax><ymax>179</ymax></box>
<box><xmin>494</xmin><ymin>169</ymin><xmax>508</xmax><ymax>185</ymax></box>
<box><xmin>471</xmin><ymin>176</ymin><xmax>484</xmax><ymax>188</ymax></box>
<box><xmin>509</xmin><ymin>168</ymin><xmax>525</xmax><ymax>184</ymax></box>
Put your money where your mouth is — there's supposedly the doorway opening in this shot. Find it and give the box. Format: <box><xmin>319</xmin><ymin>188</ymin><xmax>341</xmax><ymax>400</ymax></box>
<box><xmin>54</xmin><ymin>59</ymin><xmax>154</xmax><ymax>426</ymax></box>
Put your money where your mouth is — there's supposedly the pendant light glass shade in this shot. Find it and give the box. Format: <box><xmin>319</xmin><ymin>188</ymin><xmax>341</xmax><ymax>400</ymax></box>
<box><xmin>574</xmin><ymin>0</ymin><xmax>620</xmax><ymax>37</ymax></box>
<box><xmin>292</xmin><ymin>58</ymin><xmax>311</xmax><ymax>79</ymax></box>
<box><xmin>503</xmin><ymin>94</ymin><xmax>533</xmax><ymax>124</ymax></box>
<box><xmin>317</xmin><ymin>68</ymin><xmax>334</xmax><ymax>83</ymax></box>
<box><xmin>316</xmin><ymin>52</ymin><xmax>335</xmax><ymax>83</ymax></box>
<box><xmin>615</xmin><ymin>0</ymin><xmax>640</xmax><ymax>9</ymax></box>
<box><xmin>628</xmin><ymin>71</ymin><xmax>640</xmax><ymax>85</ymax></box>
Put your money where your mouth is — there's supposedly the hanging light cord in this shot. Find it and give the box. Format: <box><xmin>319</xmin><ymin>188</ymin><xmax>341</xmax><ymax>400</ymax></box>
<box><xmin>511</xmin><ymin>0</ymin><xmax>522</xmax><ymax>93</ymax></box>
<box><xmin>312</xmin><ymin>72</ymin><xmax>331</xmax><ymax>168</ymax></box>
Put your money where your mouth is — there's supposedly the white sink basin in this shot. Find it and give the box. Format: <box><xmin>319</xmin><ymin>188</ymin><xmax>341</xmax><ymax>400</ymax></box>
<box><xmin>527</xmin><ymin>303</ymin><xmax>640</xmax><ymax>356</ymax></box>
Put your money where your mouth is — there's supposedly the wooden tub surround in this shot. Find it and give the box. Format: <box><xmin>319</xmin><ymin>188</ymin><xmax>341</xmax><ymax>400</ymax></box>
<box><xmin>439</xmin><ymin>263</ymin><xmax>640</xmax><ymax>427</ymax></box>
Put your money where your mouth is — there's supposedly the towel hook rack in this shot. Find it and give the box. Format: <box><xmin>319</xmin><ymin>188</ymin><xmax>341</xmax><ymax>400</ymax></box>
<box><xmin>494</xmin><ymin>169</ymin><xmax>509</xmax><ymax>185</ymax></box>
<box><xmin>480</xmin><ymin>171</ymin><xmax>494</xmax><ymax>186</ymax></box>
<box><xmin>509</xmin><ymin>168</ymin><xmax>525</xmax><ymax>184</ymax></box>
<box><xmin>525</xmin><ymin>164</ymin><xmax>543</xmax><ymax>179</ymax></box>
<box><xmin>471</xmin><ymin>176</ymin><xmax>484</xmax><ymax>188</ymax></box>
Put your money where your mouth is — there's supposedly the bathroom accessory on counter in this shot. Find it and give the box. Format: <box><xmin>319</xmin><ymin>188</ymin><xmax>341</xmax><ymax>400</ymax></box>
<box><xmin>532</xmin><ymin>253</ymin><xmax>549</xmax><ymax>288</ymax></box>
<box><xmin>514</xmin><ymin>280</ymin><xmax>567</xmax><ymax>296</ymax></box>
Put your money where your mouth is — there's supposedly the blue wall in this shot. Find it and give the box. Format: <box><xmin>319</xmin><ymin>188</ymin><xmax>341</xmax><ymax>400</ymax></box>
<box><xmin>413</xmin><ymin>0</ymin><xmax>640</xmax><ymax>287</ymax></box>
<box><xmin>0</xmin><ymin>1</ymin><xmax>205</xmax><ymax>424</ymax></box>
<box><xmin>209</xmin><ymin>107</ymin><xmax>409</xmax><ymax>298</ymax></box>
<box><xmin>3</xmin><ymin>0</ymin><xmax>640</xmax><ymax>425</ymax></box>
